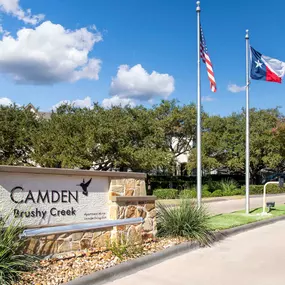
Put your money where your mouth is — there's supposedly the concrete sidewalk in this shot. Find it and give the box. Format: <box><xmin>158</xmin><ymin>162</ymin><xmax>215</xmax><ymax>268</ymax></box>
<box><xmin>103</xmin><ymin>220</ymin><xmax>285</xmax><ymax>285</ymax></box>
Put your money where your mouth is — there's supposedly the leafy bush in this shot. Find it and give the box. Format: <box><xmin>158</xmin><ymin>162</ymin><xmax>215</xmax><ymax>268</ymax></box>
<box><xmin>157</xmin><ymin>200</ymin><xmax>214</xmax><ymax>245</ymax></box>
<box><xmin>202</xmin><ymin>184</ymin><xmax>210</xmax><ymax>192</ymax></box>
<box><xmin>153</xmin><ymin>188</ymin><xmax>178</xmax><ymax>199</ymax></box>
<box><xmin>240</xmin><ymin>185</ymin><xmax>263</xmax><ymax>194</ymax></box>
<box><xmin>222</xmin><ymin>189</ymin><xmax>243</xmax><ymax>196</ymax></box>
<box><xmin>204</xmin><ymin>180</ymin><xmax>221</xmax><ymax>193</ymax></box>
<box><xmin>240</xmin><ymin>184</ymin><xmax>285</xmax><ymax>195</ymax></box>
<box><xmin>231</xmin><ymin>189</ymin><xmax>243</xmax><ymax>195</ymax></box>
<box><xmin>179</xmin><ymin>189</ymin><xmax>196</xmax><ymax>199</ymax></box>
<box><xmin>211</xmin><ymin>190</ymin><xmax>223</xmax><ymax>197</ymax></box>
<box><xmin>267</xmin><ymin>184</ymin><xmax>285</xmax><ymax>194</ymax></box>
<box><xmin>179</xmin><ymin>189</ymin><xmax>219</xmax><ymax>198</ymax></box>
<box><xmin>202</xmin><ymin>190</ymin><xmax>212</xmax><ymax>197</ymax></box>
<box><xmin>219</xmin><ymin>179</ymin><xmax>239</xmax><ymax>193</ymax></box>
<box><xmin>0</xmin><ymin>215</ymin><xmax>35</xmax><ymax>285</ymax></box>
<box><xmin>222</xmin><ymin>189</ymin><xmax>233</xmax><ymax>196</ymax></box>
<box><xmin>179</xmin><ymin>186</ymin><xmax>212</xmax><ymax>199</ymax></box>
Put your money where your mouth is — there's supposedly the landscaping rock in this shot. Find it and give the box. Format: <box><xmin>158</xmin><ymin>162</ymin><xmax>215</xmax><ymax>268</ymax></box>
<box><xmin>16</xmin><ymin>237</ymin><xmax>187</xmax><ymax>285</ymax></box>
<box><xmin>143</xmin><ymin>218</ymin><xmax>153</xmax><ymax>232</ymax></box>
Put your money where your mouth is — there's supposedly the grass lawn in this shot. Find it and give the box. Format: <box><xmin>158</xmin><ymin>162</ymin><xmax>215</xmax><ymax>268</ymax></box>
<box><xmin>208</xmin><ymin>205</ymin><xmax>285</xmax><ymax>230</ymax></box>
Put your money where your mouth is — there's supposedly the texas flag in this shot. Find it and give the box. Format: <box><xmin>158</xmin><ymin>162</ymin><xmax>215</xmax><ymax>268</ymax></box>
<box><xmin>250</xmin><ymin>46</ymin><xmax>285</xmax><ymax>83</ymax></box>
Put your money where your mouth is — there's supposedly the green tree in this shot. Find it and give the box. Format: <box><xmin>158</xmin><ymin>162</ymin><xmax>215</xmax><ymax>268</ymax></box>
<box><xmin>90</xmin><ymin>104</ymin><xmax>171</xmax><ymax>172</ymax></box>
<box><xmin>0</xmin><ymin>104</ymin><xmax>39</xmax><ymax>165</ymax></box>
<box><xmin>32</xmin><ymin>103</ymin><xmax>171</xmax><ymax>172</ymax></box>
<box><xmin>188</xmin><ymin>115</ymin><xmax>224</xmax><ymax>172</ymax></box>
<box><xmin>153</xmin><ymin>100</ymin><xmax>197</xmax><ymax>174</ymax></box>
<box><xmin>189</xmin><ymin>108</ymin><xmax>283</xmax><ymax>183</ymax></box>
<box><xmin>32</xmin><ymin>104</ymin><xmax>94</xmax><ymax>169</ymax></box>
<box><xmin>271</xmin><ymin>118</ymin><xmax>285</xmax><ymax>171</ymax></box>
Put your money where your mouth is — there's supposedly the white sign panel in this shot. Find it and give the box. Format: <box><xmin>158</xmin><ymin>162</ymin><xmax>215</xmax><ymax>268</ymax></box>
<box><xmin>0</xmin><ymin>172</ymin><xmax>109</xmax><ymax>227</ymax></box>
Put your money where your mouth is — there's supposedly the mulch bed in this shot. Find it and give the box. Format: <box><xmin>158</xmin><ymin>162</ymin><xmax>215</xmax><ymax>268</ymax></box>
<box><xmin>16</xmin><ymin>237</ymin><xmax>187</xmax><ymax>285</ymax></box>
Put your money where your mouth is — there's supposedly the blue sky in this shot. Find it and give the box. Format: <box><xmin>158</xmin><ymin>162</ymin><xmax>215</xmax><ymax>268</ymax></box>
<box><xmin>0</xmin><ymin>0</ymin><xmax>285</xmax><ymax>116</ymax></box>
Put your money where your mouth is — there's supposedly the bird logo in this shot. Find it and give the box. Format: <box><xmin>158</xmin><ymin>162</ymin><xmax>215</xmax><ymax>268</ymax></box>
<box><xmin>77</xmin><ymin>178</ymin><xmax>92</xmax><ymax>196</ymax></box>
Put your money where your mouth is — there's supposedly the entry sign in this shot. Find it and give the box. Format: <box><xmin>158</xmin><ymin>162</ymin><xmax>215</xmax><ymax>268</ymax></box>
<box><xmin>0</xmin><ymin>172</ymin><xmax>109</xmax><ymax>227</ymax></box>
<box><xmin>279</xmin><ymin>177</ymin><xmax>284</xmax><ymax>188</ymax></box>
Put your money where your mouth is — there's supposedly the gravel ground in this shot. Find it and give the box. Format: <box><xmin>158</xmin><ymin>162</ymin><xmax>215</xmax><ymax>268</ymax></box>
<box><xmin>15</xmin><ymin>237</ymin><xmax>187</xmax><ymax>285</ymax></box>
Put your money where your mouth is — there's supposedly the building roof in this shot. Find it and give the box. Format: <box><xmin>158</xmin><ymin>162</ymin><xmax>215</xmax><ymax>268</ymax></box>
<box><xmin>25</xmin><ymin>103</ymin><xmax>51</xmax><ymax>119</ymax></box>
<box><xmin>39</xmin><ymin>111</ymin><xmax>52</xmax><ymax>119</ymax></box>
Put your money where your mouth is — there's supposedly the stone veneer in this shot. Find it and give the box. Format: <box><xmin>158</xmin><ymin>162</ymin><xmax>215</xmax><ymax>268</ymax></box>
<box><xmin>24</xmin><ymin>229</ymin><xmax>113</xmax><ymax>255</ymax></box>
<box><xmin>23</xmin><ymin>176</ymin><xmax>156</xmax><ymax>256</ymax></box>
<box><xmin>108</xmin><ymin>178</ymin><xmax>146</xmax><ymax>199</ymax></box>
<box><xmin>109</xmin><ymin>196</ymin><xmax>157</xmax><ymax>242</ymax></box>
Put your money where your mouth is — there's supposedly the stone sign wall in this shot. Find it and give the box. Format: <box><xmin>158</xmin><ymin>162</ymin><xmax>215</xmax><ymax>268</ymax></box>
<box><xmin>0</xmin><ymin>166</ymin><xmax>156</xmax><ymax>255</ymax></box>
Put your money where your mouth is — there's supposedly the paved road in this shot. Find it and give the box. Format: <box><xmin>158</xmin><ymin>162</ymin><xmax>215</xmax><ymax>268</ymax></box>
<box><xmin>104</xmin><ymin>220</ymin><xmax>285</xmax><ymax>285</ymax></box>
<box><xmin>206</xmin><ymin>194</ymin><xmax>285</xmax><ymax>214</ymax></box>
<box><xmin>158</xmin><ymin>194</ymin><xmax>285</xmax><ymax>215</ymax></box>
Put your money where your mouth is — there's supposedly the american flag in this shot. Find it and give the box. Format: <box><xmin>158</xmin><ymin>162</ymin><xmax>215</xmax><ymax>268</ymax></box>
<box><xmin>200</xmin><ymin>26</ymin><xmax>217</xmax><ymax>92</ymax></box>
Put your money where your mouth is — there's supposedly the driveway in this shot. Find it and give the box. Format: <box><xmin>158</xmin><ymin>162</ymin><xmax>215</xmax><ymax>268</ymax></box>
<box><xmin>157</xmin><ymin>194</ymin><xmax>285</xmax><ymax>215</ymax></box>
<box><xmin>103</xmin><ymin>220</ymin><xmax>285</xmax><ymax>285</ymax></box>
<box><xmin>206</xmin><ymin>194</ymin><xmax>285</xmax><ymax>214</ymax></box>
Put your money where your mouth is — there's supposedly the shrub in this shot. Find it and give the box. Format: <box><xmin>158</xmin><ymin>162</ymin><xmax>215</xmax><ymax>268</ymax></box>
<box><xmin>179</xmin><ymin>189</ymin><xmax>215</xmax><ymax>199</ymax></box>
<box><xmin>204</xmin><ymin>180</ymin><xmax>223</xmax><ymax>193</ymax></box>
<box><xmin>241</xmin><ymin>185</ymin><xmax>263</xmax><ymax>194</ymax></box>
<box><xmin>0</xmin><ymin>215</ymin><xmax>35</xmax><ymax>285</ymax></box>
<box><xmin>232</xmin><ymin>189</ymin><xmax>243</xmax><ymax>195</ymax></box>
<box><xmin>157</xmin><ymin>200</ymin><xmax>214</xmax><ymax>245</ymax></box>
<box><xmin>251</xmin><ymin>185</ymin><xmax>264</xmax><ymax>194</ymax></box>
<box><xmin>267</xmin><ymin>184</ymin><xmax>285</xmax><ymax>194</ymax></box>
<box><xmin>210</xmin><ymin>188</ymin><xmax>242</xmax><ymax>197</ymax></box>
<box><xmin>153</xmin><ymin>188</ymin><xmax>178</xmax><ymax>199</ymax></box>
<box><xmin>224</xmin><ymin>189</ymin><xmax>242</xmax><ymax>196</ymax></box>
<box><xmin>179</xmin><ymin>189</ymin><xmax>196</xmax><ymax>199</ymax></box>
<box><xmin>219</xmin><ymin>179</ymin><xmax>239</xmax><ymax>193</ymax></box>
<box><xmin>240</xmin><ymin>184</ymin><xmax>285</xmax><ymax>195</ymax></box>
<box><xmin>202</xmin><ymin>190</ymin><xmax>212</xmax><ymax>198</ymax></box>
<box><xmin>211</xmin><ymin>190</ymin><xmax>223</xmax><ymax>197</ymax></box>
<box><xmin>202</xmin><ymin>184</ymin><xmax>210</xmax><ymax>192</ymax></box>
<box><xmin>222</xmin><ymin>189</ymin><xmax>233</xmax><ymax>196</ymax></box>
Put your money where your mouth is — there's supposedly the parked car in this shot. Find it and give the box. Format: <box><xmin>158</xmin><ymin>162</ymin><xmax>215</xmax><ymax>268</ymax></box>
<box><xmin>262</xmin><ymin>173</ymin><xmax>285</xmax><ymax>184</ymax></box>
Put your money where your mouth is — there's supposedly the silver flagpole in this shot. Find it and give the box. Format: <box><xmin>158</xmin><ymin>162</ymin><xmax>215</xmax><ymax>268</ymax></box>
<box><xmin>245</xmin><ymin>29</ymin><xmax>250</xmax><ymax>214</ymax></box>
<box><xmin>196</xmin><ymin>1</ymin><xmax>202</xmax><ymax>208</ymax></box>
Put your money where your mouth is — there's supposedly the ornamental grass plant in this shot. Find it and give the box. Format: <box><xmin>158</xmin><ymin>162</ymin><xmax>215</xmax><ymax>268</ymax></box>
<box><xmin>0</xmin><ymin>214</ymin><xmax>35</xmax><ymax>285</ymax></box>
<box><xmin>157</xmin><ymin>200</ymin><xmax>214</xmax><ymax>245</ymax></box>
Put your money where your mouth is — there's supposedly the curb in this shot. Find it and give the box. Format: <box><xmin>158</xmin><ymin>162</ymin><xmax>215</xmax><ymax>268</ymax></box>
<box><xmin>65</xmin><ymin>215</ymin><xmax>285</xmax><ymax>285</ymax></box>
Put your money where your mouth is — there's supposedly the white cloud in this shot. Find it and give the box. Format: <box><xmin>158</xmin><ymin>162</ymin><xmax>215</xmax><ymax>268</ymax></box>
<box><xmin>202</xmin><ymin>96</ymin><xmax>215</xmax><ymax>102</ymax></box>
<box><xmin>102</xmin><ymin>96</ymin><xmax>136</xmax><ymax>108</ymax></box>
<box><xmin>0</xmin><ymin>21</ymin><xmax>102</xmax><ymax>84</ymax></box>
<box><xmin>90</xmin><ymin>24</ymin><xmax>98</xmax><ymax>31</ymax></box>
<box><xmin>0</xmin><ymin>97</ymin><xmax>13</xmax><ymax>106</ymax></box>
<box><xmin>228</xmin><ymin>83</ymin><xmax>246</xmax><ymax>93</ymax></box>
<box><xmin>0</xmin><ymin>0</ymin><xmax>44</xmax><ymax>25</ymax></box>
<box><xmin>0</xmin><ymin>24</ymin><xmax>10</xmax><ymax>36</ymax></box>
<box><xmin>52</xmin><ymin>100</ymin><xmax>69</xmax><ymax>110</ymax></box>
<box><xmin>110</xmin><ymin>64</ymin><xmax>175</xmax><ymax>101</ymax></box>
<box><xmin>52</xmin><ymin>96</ymin><xmax>93</xmax><ymax>110</ymax></box>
